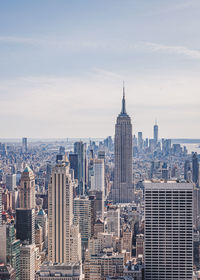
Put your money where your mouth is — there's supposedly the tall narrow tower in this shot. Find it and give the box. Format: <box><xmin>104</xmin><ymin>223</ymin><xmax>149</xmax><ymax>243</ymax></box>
<box><xmin>48</xmin><ymin>155</ymin><xmax>73</xmax><ymax>263</ymax></box>
<box><xmin>19</xmin><ymin>166</ymin><xmax>35</xmax><ymax>209</ymax></box>
<box><xmin>153</xmin><ymin>120</ymin><xmax>158</xmax><ymax>146</ymax></box>
<box><xmin>112</xmin><ymin>85</ymin><xmax>133</xmax><ymax>203</ymax></box>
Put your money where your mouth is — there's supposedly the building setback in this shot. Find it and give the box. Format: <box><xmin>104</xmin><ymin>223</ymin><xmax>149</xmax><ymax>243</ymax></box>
<box><xmin>112</xmin><ymin>86</ymin><xmax>133</xmax><ymax>203</ymax></box>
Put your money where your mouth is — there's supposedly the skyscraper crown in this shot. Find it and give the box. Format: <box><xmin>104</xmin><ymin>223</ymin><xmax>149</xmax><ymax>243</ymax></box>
<box><xmin>120</xmin><ymin>82</ymin><xmax>128</xmax><ymax>116</ymax></box>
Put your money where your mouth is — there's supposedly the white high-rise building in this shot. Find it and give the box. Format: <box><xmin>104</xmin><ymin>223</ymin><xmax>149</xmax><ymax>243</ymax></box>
<box><xmin>6</xmin><ymin>174</ymin><xmax>16</xmax><ymax>191</ymax></box>
<box><xmin>20</xmin><ymin>244</ymin><xmax>35</xmax><ymax>280</ymax></box>
<box><xmin>19</xmin><ymin>166</ymin><xmax>35</xmax><ymax>209</ymax></box>
<box><xmin>74</xmin><ymin>196</ymin><xmax>91</xmax><ymax>254</ymax></box>
<box><xmin>91</xmin><ymin>159</ymin><xmax>104</xmax><ymax>193</ymax></box>
<box><xmin>144</xmin><ymin>181</ymin><xmax>193</xmax><ymax>280</ymax></box>
<box><xmin>48</xmin><ymin>156</ymin><xmax>81</xmax><ymax>263</ymax></box>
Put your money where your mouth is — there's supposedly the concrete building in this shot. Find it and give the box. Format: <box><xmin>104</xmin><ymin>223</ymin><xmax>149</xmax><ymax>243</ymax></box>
<box><xmin>20</xmin><ymin>244</ymin><xmax>35</xmax><ymax>280</ymax></box>
<box><xmin>35</xmin><ymin>209</ymin><xmax>48</xmax><ymax>248</ymax></box>
<box><xmin>35</xmin><ymin>262</ymin><xmax>83</xmax><ymax>280</ymax></box>
<box><xmin>19</xmin><ymin>166</ymin><xmax>35</xmax><ymax>209</ymax></box>
<box><xmin>48</xmin><ymin>156</ymin><xmax>73</xmax><ymax>263</ymax></box>
<box><xmin>6</xmin><ymin>174</ymin><xmax>16</xmax><ymax>191</ymax></box>
<box><xmin>144</xmin><ymin>181</ymin><xmax>193</xmax><ymax>280</ymax></box>
<box><xmin>74</xmin><ymin>196</ymin><xmax>91</xmax><ymax>255</ymax></box>
<box><xmin>84</xmin><ymin>252</ymin><xmax>124</xmax><ymax>280</ymax></box>
<box><xmin>91</xmin><ymin>159</ymin><xmax>105</xmax><ymax>193</ymax></box>
<box><xmin>0</xmin><ymin>264</ymin><xmax>16</xmax><ymax>280</ymax></box>
<box><xmin>136</xmin><ymin>234</ymin><xmax>144</xmax><ymax>258</ymax></box>
<box><xmin>48</xmin><ymin>155</ymin><xmax>81</xmax><ymax>263</ymax></box>
<box><xmin>121</xmin><ymin>225</ymin><xmax>132</xmax><ymax>254</ymax></box>
<box><xmin>112</xmin><ymin>86</ymin><xmax>133</xmax><ymax>203</ymax></box>
<box><xmin>106</xmin><ymin>208</ymin><xmax>120</xmax><ymax>237</ymax></box>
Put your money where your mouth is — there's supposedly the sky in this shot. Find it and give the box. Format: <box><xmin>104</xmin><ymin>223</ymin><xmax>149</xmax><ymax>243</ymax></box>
<box><xmin>0</xmin><ymin>0</ymin><xmax>200</xmax><ymax>139</ymax></box>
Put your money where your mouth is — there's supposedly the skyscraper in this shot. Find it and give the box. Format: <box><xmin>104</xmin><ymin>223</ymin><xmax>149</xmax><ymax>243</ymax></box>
<box><xmin>138</xmin><ymin>132</ymin><xmax>143</xmax><ymax>151</ymax></box>
<box><xmin>6</xmin><ymin>174</ymin><xmax>16</xmax><ymax>191</ymax></box>
<box><xmin>144</xmin><ymin>181</ymin><xmax>193</xmax><ymax>280</ymax></box>
<box><xmin>153</xmin><ymin>120</ymin><xmax>158</xmax><ymax>146</ymax></box>
<box><xmin>48</xmin><ymin>155</ymin><xmax>81</xmax><ymax>263</ymax></box>
<box><xmin>0</xmin><ymin>187</ymin><xmax>2</xmax><ymax>226</ymax></box>
<box><xmin>20</xmin><ymin>244</ymin><xmax>35</xmax><ymax>280</ymax></box>
<box><xmin>19</xmin><ymin>166</ymin><xmax>35</xmax><ymax>209</ymax></box>
<box><xmin>91</xmin><ymin>159</ymin><xmax>104</xmax><ymax>194</ymax></box>
<box><xmin>74</xmin><ymin>142</ymin><xmax>87</xmax><ymax>195</ymax></box>
<box><xmin>74</xmin><ymin>196</ymin><xmax>91</xmax><ymax>257</ymax></box>
<box><xmin>184</xmin><ymin>160</ymin><xmax>191</xmax><ymax>181</ymax></box>
<box><xmin>16</xmin><ymin>208</ymin><xmax>35</xmax><ymax>245</ymax></box>
<box><xmin>22</xmin><ymin>137</ymin><xmax>28</xmax><ymax>153</ymax></box>
<box><xmin>192</xmin><ymin>152</ymin><xmax>199</xmax><ymax>186</ymax></box>
<box><xmin>112</xmin><ymin>85</ymin><xmax>133</xmax><ymax>203</ymax></box>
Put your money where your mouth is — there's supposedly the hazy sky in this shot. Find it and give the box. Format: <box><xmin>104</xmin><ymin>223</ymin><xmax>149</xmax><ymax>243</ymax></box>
<box><xmin>1</xmin><ymin>0</ymin><xmax>200</xmax><ymax>138</ymax></box>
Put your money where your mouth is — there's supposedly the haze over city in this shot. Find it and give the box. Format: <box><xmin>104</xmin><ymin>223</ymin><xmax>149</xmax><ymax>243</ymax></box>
<box><xmin>0</xmin><ymin>0</ymin><xmax>200</xmax><ymax>138</ymax></box>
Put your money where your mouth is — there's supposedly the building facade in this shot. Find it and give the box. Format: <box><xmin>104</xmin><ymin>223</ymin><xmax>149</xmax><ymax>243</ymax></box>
<box><xmin>112</xmin><ymin>87</ymin><xmax>133</xmax><ymax>203</ymax></box>
<box><xmin>144</xmin><ymin>181</ymin><xmax>193</xmax><ymax>280</ymax></box>
<box><xmin>19</xmin><ymin>166</ymin><xmax>35</xmax><ymax>209</ymax></box>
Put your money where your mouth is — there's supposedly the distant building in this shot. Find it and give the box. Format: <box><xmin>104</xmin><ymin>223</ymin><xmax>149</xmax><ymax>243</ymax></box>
<box><xmin>91</xmin><ymin>159</ymin><xmax>104</xmax><ymax>194</ymax></box>
<box><xmin>0</xmin><ymin>187</ymin><xmax>2</xmax><ymax>226</ymax></box>
<box><xmin>184</xmin><ymin>160</ymin><xmax>191</xmax><ymax>181</ymax></box>
<box><xmin>153</xmin><ymin>121</ymin><xmax>158</xmax><ymax>146</ymax></box>
<box><xmin>192</xmin><ymin>153</ymin><xmax>199</xmax><ymax>186</ymax></box>
<box><xmin>6</xmin><ymin>174</ymin><xmax>16</xmax><ymax>191</ymax></box>
<box><xmin>22</xmin><ymin>137</ymin><xmax>28</xmax><ymax>153</ymax></box>
<box><xmin>74</xmin><ymin>141</ymin><xmax>87</xmax><ymax>195</ymax></box>
<box><xmin>69</xmin><ymin>154</ymin><xmax>79</xmax><ymax>180</ymax></box>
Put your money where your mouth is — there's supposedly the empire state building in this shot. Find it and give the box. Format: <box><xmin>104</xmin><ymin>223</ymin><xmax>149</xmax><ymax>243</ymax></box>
<box><xmin>112</xmin><ymin>86</ymin><xmax>133</xmax><ymax>203</ymax></box>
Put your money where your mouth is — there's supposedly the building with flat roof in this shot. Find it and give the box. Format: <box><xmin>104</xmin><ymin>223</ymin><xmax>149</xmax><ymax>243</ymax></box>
<box><xmin>144</xmin><ymin>181</ymin><xmax>193</xmax><ymax>280</ymax></box>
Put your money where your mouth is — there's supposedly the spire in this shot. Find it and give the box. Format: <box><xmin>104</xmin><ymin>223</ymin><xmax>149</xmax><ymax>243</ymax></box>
<box><xmin>121</xmin><ymin>81</ymin><xmax>127</xmax><ymax>115</ymax></box>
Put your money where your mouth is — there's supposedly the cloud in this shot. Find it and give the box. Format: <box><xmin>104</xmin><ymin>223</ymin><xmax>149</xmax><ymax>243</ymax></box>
<box><xmin>0</xmin><ymin>69</ymin><xmax>200</xmax><ymax>138</ymax></box>
<box><xmin>142</xmin><ymin>42</ymin><xmax>200</xmax><ymax>60</ymax></box>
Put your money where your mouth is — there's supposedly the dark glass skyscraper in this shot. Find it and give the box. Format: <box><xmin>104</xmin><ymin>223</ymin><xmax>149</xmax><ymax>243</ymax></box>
<box><xmin>74</xmin><ymin>141</ymin><xmax>87</xmax><ymax>195</ymax></box>
<box><xmin>112</xmin><ymin>86</ymin><xmax>133</xmax><ymax>203</ymax></box>
<box><xmin>16</xmin><ymin>208</ymin><xmax>35</xmax><ymax>245</ymax></box>
<box><xmin>192</xmin><ymin>152</ymin><xmax>199</xmax><ymax>186</ymax></box>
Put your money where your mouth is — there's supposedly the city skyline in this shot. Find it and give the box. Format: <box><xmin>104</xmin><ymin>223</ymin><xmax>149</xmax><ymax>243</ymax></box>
<box><xmin>0</xmin><ymin>0</ymin><xmax>200</xmax><ymax>138</ymax></box>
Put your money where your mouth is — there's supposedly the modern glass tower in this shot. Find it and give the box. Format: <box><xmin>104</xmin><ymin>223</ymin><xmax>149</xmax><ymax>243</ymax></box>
<box><xmin>112</xmin><ymin>85</ymin><xmax>133</xmax><ymax>203</ymax></box>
